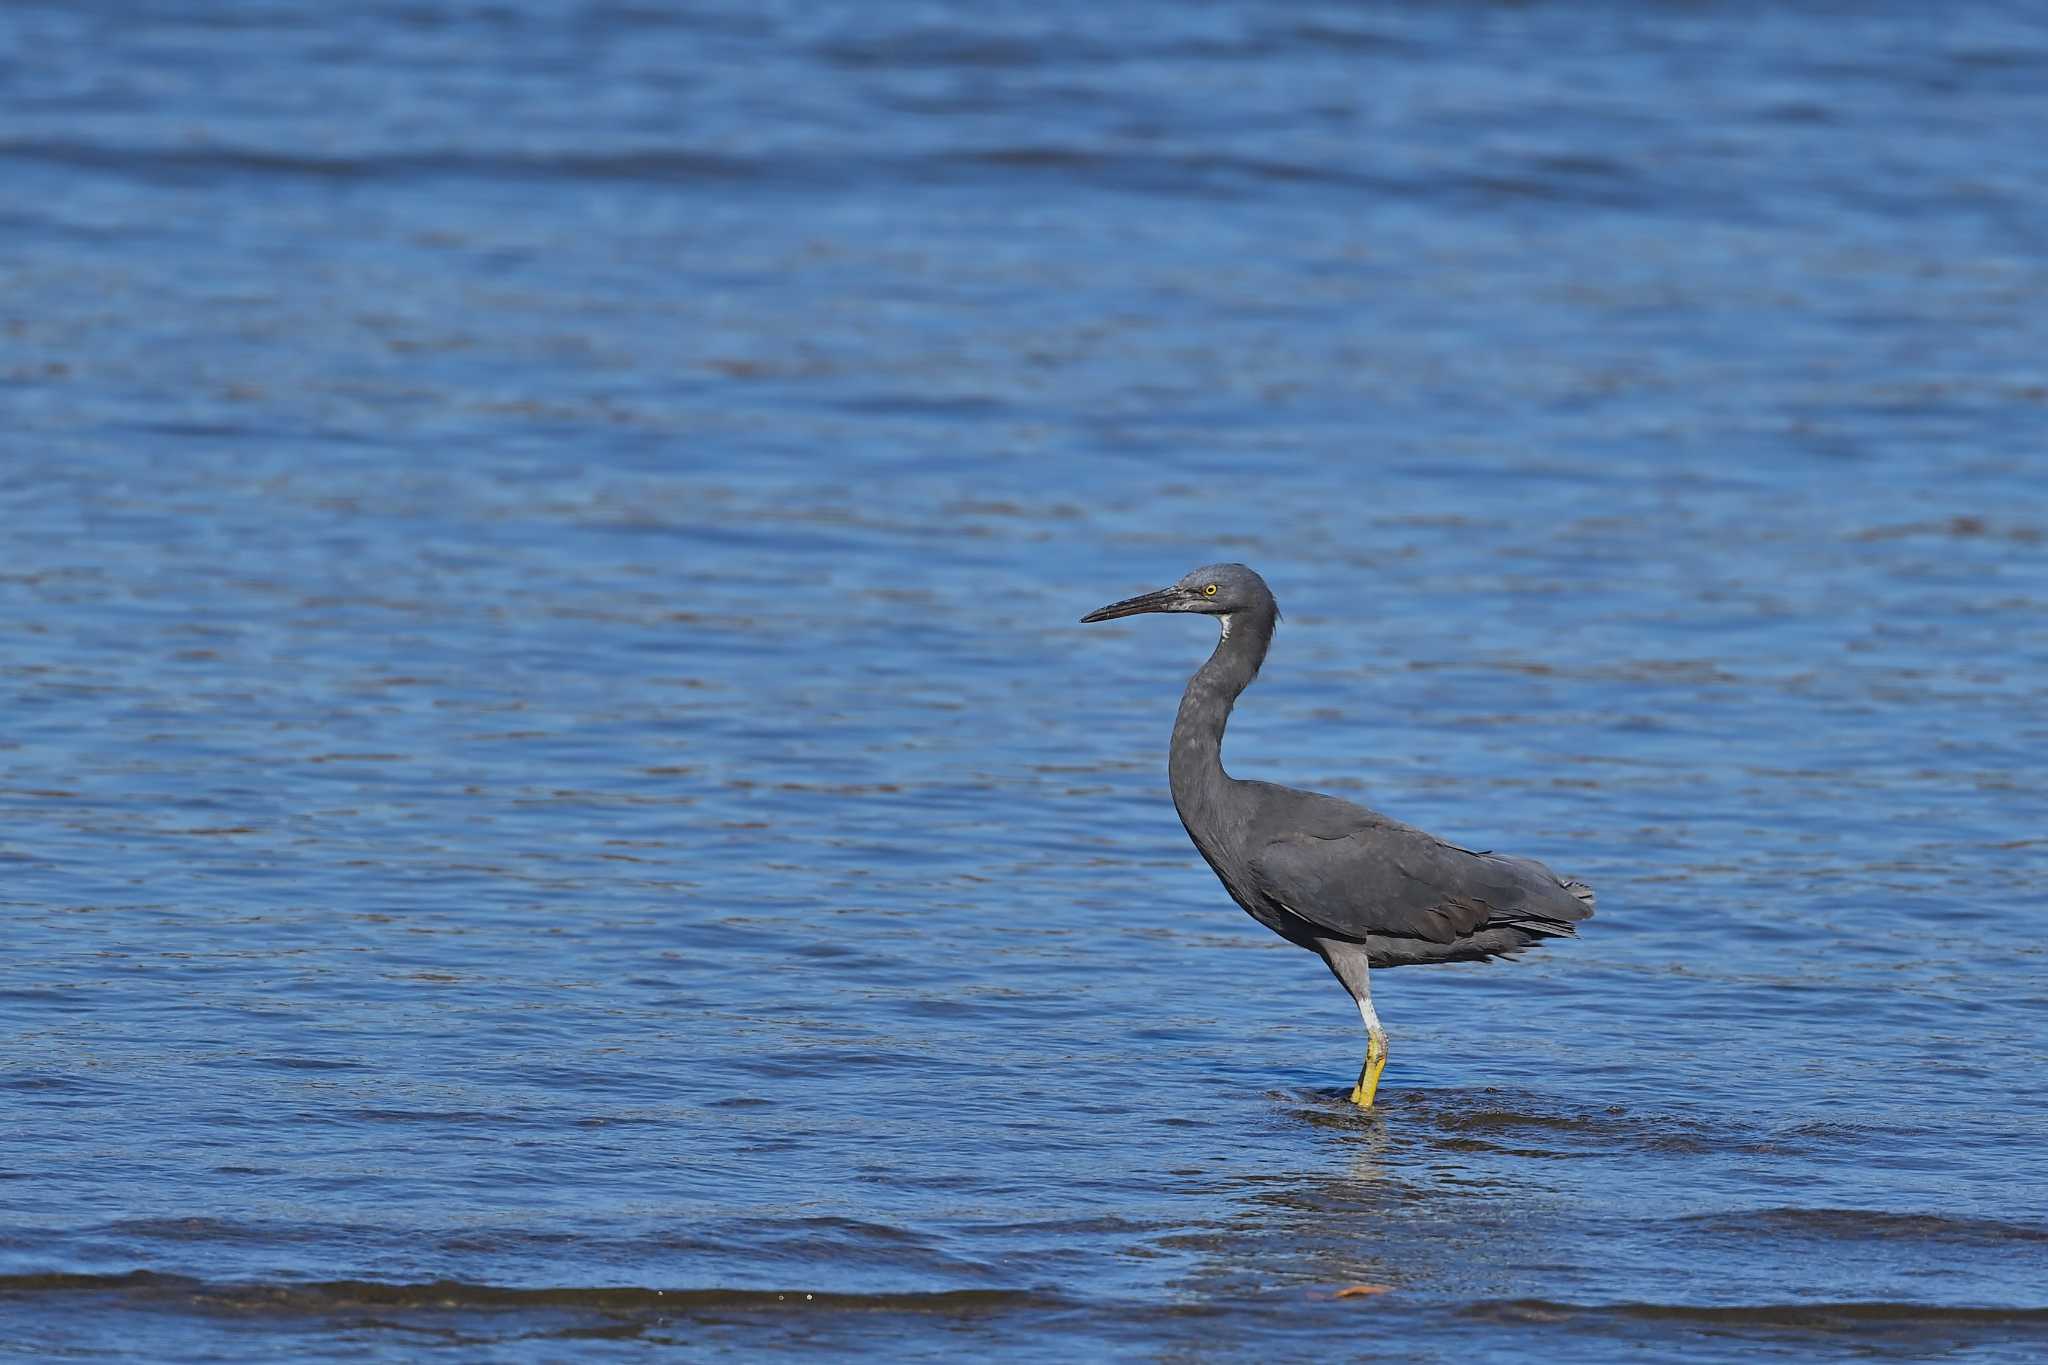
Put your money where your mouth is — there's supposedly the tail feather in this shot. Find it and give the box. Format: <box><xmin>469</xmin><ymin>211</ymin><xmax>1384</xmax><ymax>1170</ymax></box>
<box><xmin>1364</xmin><ymin>868</ymin><xmax>1595</xmax><ymax>969</ymax></box>
<box><xmin>1487</xmin><ymin>874</ymin><xmax>1594</xmax><ymax>946</ymax></box>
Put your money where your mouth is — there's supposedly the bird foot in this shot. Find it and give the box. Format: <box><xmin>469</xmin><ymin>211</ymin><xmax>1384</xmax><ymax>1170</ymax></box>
<box><xmin>1349</xmin><ymin>1033</ymin><xmax>1388</xmax><ymax>1109</ymax></box>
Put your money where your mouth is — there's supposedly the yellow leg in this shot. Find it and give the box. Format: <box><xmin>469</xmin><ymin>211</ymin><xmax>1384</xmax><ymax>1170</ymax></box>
<box><xmin>1348</xmin><ymin>1027</ymin><xmax>1388</xmax><ymax>1109</ymax></box>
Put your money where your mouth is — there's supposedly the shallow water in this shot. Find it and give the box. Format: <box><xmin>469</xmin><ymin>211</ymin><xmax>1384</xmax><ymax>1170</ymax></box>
<box><xmin>5</xmin><ymin>1</ymin><xmax>2048</xmax><ymax>1359</ymax></box>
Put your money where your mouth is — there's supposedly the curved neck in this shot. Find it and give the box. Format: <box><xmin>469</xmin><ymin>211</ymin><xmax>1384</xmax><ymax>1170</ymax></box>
<box><xmin>1167</xmin><ymin>602</ymin><xmax>1276</xmax><ymax>831</ymax></box>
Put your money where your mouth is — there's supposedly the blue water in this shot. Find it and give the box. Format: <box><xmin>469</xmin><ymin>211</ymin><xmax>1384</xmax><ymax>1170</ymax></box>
<box><xmin>5</xmin><ymin>2</ymin><xmax>2047</xmax><ymax>1359</ymax></box>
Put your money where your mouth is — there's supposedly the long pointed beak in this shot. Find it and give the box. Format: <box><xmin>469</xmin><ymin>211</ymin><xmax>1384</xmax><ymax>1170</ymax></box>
<box><xmin>1081</xmin><ymin>586</ymin><xmax>1181</xmax><ymax>623</ymax></box>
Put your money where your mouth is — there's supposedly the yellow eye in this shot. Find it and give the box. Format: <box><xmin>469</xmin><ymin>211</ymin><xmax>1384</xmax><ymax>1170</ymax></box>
<box><xmin>1203</xmin><ymin>583</ymin><xmax>1218</xmax><ymax>596</ymax></box>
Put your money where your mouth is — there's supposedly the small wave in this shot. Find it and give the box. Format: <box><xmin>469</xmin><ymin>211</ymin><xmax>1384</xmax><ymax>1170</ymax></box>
<box><xmin>1393</xmin><ymin>1089</ymin><xmax>1744</xmax><ymax>1158</ymax></box>
<box><xmin>1681</xmin><ymin>1207</ymin><xmax>2048</xmax><ymax>1247</ymax></box>
<box><xmin>0</xmin><ymin>1271</ymin><xmax>1057</xmax><ymax>1317</ymax></box>
<box><xmin>0</xmin><ymin>139</ymin><xmax>771</xmax><ymax>187</ymax></box>
<box><xmin>1850</xmin><ymin>515</ymin><xmax>2042</xmax><ymax>543</ymax></box>
<box><xmin>941</xmin><ymin>145</ymin><xmax>1391</xmax><ymax>197</ymax></box>
<box><xmin>817</xmin><ymin>31</ymin><xmax>1101</xmax><ymax>71</ymax></box>
<box><xmin>3</xmin><ymin>134</ymin><xmax>1416</xmax><ymax>203</ymax></box>
<box><xmin>1477</xmin><ymin>1298</ymin><xmax>2048</xmax><ymax>1331</ymax></box>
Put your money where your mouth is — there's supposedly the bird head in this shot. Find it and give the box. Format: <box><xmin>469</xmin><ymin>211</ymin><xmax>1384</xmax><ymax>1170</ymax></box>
<box><xmin>1080</xmin><ymin>563</ymin><xmax>1272</xmax><ymax>623</ymax></box>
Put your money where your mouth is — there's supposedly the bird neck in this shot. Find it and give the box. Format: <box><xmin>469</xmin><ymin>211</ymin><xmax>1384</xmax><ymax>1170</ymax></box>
<box><xmin>1168</xmin><ymin>603</ymin><xmax>1275</xmax><ymax>829</ymax></box>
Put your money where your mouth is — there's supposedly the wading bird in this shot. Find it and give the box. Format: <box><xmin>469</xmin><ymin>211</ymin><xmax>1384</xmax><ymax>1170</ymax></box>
<box><xmin>1081</xmin><ymin>564</ymin><xmax>1593</xmax><ymax>1108</ymax></box>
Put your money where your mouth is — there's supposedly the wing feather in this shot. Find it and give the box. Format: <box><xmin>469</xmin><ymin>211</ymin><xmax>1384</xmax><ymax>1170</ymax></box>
<box><xmin>1249</xmin><ymin>819</ymin><xmax>1591</xmax><ymax>950</ymax></box>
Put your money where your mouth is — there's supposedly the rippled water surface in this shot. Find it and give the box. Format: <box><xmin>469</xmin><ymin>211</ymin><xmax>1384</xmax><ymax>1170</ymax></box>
<box><xmin>5</xmin><ymin>2</ymin><xmax>2047</xmax><ymax>1359</ymax></box>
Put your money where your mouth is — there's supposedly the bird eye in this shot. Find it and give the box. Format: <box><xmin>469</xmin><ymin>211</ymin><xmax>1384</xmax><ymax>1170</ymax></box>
<box><xmin>1203</xmin><ymin>584</ymin><xmax>1218</xmax><ymax>596</ymax></box>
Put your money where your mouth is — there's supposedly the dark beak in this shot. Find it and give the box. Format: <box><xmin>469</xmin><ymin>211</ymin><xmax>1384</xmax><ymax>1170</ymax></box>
<box><xmin>1081</xmin><ymin>587</ymin><xmax>1181</xmax><ymax>623</ymax></box>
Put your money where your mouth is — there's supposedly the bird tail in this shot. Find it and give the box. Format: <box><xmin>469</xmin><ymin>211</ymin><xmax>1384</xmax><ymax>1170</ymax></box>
<box><xmin>1562</xmin><ymin>878</ymin><xmax>1596</xmax><ymax>917</ymax></box>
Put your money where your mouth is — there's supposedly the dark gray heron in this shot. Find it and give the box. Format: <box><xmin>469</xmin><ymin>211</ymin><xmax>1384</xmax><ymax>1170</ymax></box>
<box><xmin>1081</xmin><ymin>563</ymin><xmax>1593</xmax><ymax>1108</ymax></box>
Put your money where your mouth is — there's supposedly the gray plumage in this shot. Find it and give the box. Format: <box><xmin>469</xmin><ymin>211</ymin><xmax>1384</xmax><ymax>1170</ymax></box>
<box><xmin>1082</xmin><ymin>562</ymin><xmax>1593</xmax><ymax>1106</ymax></box>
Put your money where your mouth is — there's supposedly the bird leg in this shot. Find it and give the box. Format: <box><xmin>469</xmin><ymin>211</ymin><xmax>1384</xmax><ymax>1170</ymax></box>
<box><xmin>1351</xmin><ymin>1007</ymin><xmax>1389</xmax><ymax>1109</ymax></box>
<box><xmin>1316</xmin><ymin>939</ymin><xmax>1390</xmax><ymax>1109</ymax></box>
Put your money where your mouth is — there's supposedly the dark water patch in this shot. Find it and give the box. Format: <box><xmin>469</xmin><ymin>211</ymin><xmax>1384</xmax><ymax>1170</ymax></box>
<box><xmin>1475</xmin><ymin>1297</ymin><xmax>2048</xmax><ymax>1353</ymax></box>
<box><xmin>0</xmin><ymin>136</ymin><xmax>1443</xmax><ymax>204</ymax></box>
<box><xmin>0</xmin><ymin>140</ymin><xmax>780</xmax><ymax>189</ymax></box>
<box><xmin>1850</xmin><ymin>514</ymin><xmax>2043</xmax><ymax>544</ymax></box>
<box><xmin>933</xmin><ymin>146</ymin><xmax>1403</xmax><ymax>199</ymax></box>
<box><xmin>1681</xmin><ymin>1207</ymin><xmax>2048</xmax><ymax>1249</ymax></box>
<box><xmin>0</xmin><ymin>1070</ymin><xmax>124</xmax><ymax>1095</ymax></box>
<box><xmin>96</xmin><ymin>1219</ymin><xmax>300</xmax><ymax>1247</ymax></box>
<box><xmin>345</xmin><ymin>1108</ymin><xmax>533</xmax><ymax>1127</ymax></box>
<box><xmin>814</xmin><ymin>27</ymin><xmax>1108</xmax><ymax>72</ymax></box>
<box><xmin>1398</xmin><ymin>1090</ymin><xmax>1761</xmax><ymax>1159</ymax></box>
<box><xmin>250</xmin><ymin>1055</ymin><xmax>364</xmax><ymax>1072</ymax></box>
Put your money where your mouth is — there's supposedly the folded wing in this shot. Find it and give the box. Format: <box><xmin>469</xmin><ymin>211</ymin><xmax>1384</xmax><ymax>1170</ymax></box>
<box><xmin>1248</xmin><ymin>811</ymin><xmax>1593</xmax><ymax>966</ymax></box>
